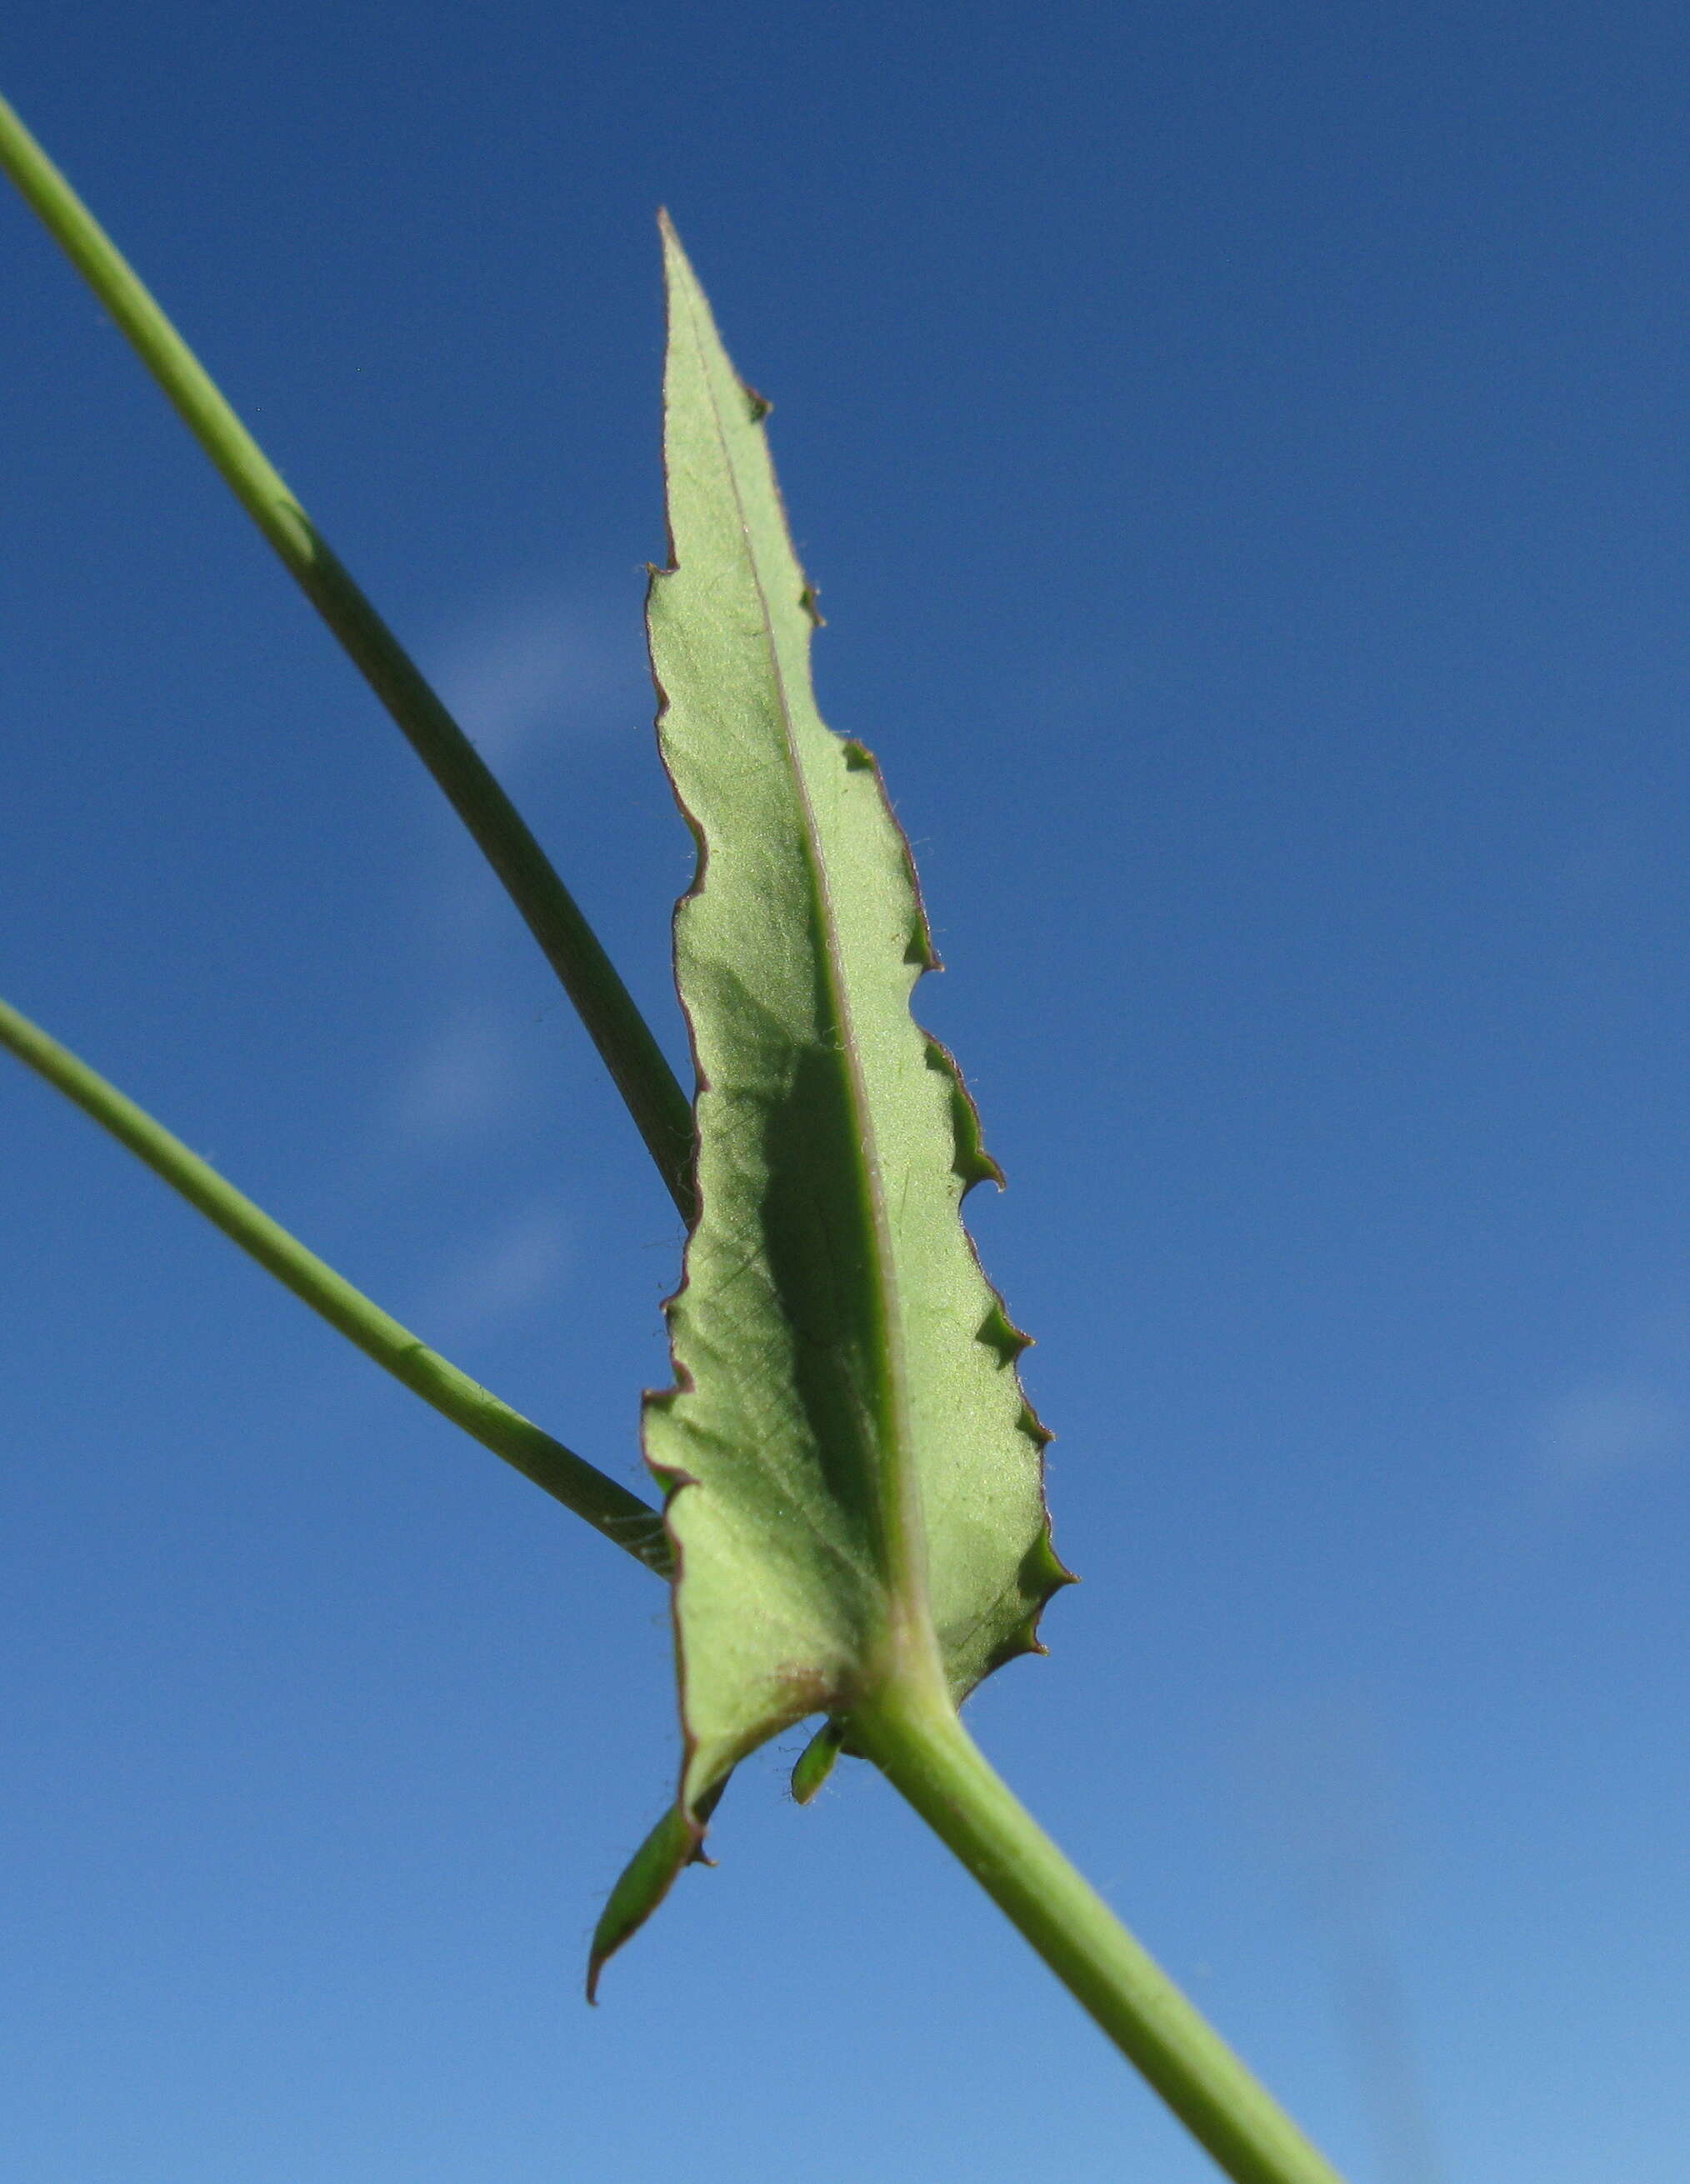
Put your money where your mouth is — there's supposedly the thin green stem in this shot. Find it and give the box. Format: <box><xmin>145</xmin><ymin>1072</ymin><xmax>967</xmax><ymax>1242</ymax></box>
<box><xmin>0</xmin><ymin>91</ymin><xmax>696</xmax><ymax>1222</ymax></box>
<box><xmin>850</xmin><ymin>1681</ymin><xmax>1348</xmax><ymax>2184</ymax></box>
<box><xmin>0</xmin><ymin>992</ymin><xmax>671</xmax><ymax>1577</ymax></box>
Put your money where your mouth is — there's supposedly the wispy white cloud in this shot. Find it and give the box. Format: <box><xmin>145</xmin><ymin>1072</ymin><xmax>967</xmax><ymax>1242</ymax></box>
<box><xmin>1531</xmin><ymin>1292</ymin><xmax>1690</xmax><ymax>1492</ymax></box>
<box><xmin>420</xmin><ymin>1202</ymin><xmax>569</xmax><ymax>1337</ymax></box>
<box><xmin>388</xmin><ymin>1008</ymin><xmax>526</xmax><ymax>1148</ymax></box>
<box><xmin>428</xmin><ymin>577</ymin><xmax>640</xmax><ymax>771</ymax></box>
<box><xmin>402</xmin><ymin>573</ymin><xmax>652</xmax><ymax>973</ymax></box>
<box><xmin>1535</xmin><ymin>1381</ymin><xmax>1690</xmax><ymax>1488</ymax></box>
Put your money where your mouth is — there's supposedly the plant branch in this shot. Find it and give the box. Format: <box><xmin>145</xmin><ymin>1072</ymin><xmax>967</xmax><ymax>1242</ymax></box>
<box><xmin>850</xmin><ymin>1680</ymin><xmax>1348</xmax><ymax>2184</ymax></box>
<box><xmin>0</xmin><ymin>91</ymin><xmax>696</xmax><ymax>1222</ymax></box>
<box><xmin>0</xmin><ymin>992</ymin><xmax>671</xmax><ymax>1576</ymax></box>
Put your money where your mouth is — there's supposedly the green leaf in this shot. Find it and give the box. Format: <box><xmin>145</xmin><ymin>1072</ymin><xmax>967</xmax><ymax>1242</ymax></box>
<box><xmin>589</xmin><ymin>218</ymin><xmax>1069</xmax><ymax>1983</ymax></box>
<box><xmin>586</xmin><ymin>1773</ymin><xmax>728</xmax><ymax>2002</ymax></box>
<box><xmin>789</xmin><ymin>1720</ymin><xmax>846</xmax><ymax>1807</ymax></box>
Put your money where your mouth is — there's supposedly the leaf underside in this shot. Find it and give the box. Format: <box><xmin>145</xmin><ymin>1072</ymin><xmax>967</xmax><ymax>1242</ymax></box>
<box><xmin>590</xmin><ymin>217</ymin><xmax>1070</xmax><ymax>1989</ymax></box>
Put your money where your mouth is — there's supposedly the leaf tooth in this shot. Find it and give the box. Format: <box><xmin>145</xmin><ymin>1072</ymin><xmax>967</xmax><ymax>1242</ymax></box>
<box><xmin>985</xmin><ymin>1626</ymin><xmax>1045</xmax><ymax>1672</ymax></box>
<box><xmin>1018</xmin><ymin>1398</ymin><xmax>1055</xmax><ymax>1452</ymax></box>
<box><xmin>983</xmin><ymin>1619</ymin><xmax>1052</xmax><ymax>1673</ymax></box>
<box><xmin>922</xmin><ymin>1037</ymin><xmax>1005</xmax><ymax>1192</ymax></box>
<box><xmin>975</xmin><ymin>1298</ymin><xmax>1032</xmax><ymax>1368</ymax></box>
<box><xmin>982</xmin><ymin>1533</ymin><xmax>1079</xmax><ymax>1675</ymax></box>
<box><xmin>1026</xmin><ymin>1526</ymin><xmax>1078</xmax><ymax>1598</ymax></box>
<box><xmin>836</xmin><ymin>736</ymin><xmax>943</xmax><ymax>972</ymax></box>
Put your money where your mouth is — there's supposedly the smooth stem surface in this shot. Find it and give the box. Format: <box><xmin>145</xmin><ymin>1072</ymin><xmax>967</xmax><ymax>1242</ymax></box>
<box><xmin>0</xmin><ymin>993</ymin><xmax>671</xmax><ymax>1576</ymax></box>
<box><xmin>0</xmin><ymin>91</ymin><xmax>696</xmax><ymax>1222</ymax></box>
<box><xmin>851</xmin><ymin>1682</ymin><xmax>1348</xmax><ymax>2184</ymax></box>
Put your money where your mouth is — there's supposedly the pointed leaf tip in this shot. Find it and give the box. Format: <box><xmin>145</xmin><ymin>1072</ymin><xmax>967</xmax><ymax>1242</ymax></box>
<box><xmin>587</xmin><ymin>1772</ymin><xmax>730</xmax><ymax>2002</ymax></box>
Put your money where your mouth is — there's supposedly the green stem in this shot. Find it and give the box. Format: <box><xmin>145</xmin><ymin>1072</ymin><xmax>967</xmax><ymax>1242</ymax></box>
<box><xmin>0</xmin><ymin>992</ymin><xmax>671</xmax><ymax>1577</ymax></box>
<box><xmin>0</xmin><ymin>91</ymin><xmax>696</xmax><ymax>1223</ymax></box>
<box><xmin>851</xmin><ymin>1680</ymin><xmax>1348</xmax><ymax>2184</ymax></box>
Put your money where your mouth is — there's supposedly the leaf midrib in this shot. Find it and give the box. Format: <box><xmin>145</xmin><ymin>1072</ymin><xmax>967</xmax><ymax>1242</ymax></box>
<box><xmin>668</xmin><ymin>247</ymin><xmax>937</xmax><ymax>1677</ymax></box>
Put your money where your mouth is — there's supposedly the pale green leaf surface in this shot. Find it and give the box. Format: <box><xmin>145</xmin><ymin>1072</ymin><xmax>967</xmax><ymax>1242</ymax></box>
<box><xmin>642</xmin><ymin>217</ymin><xmax>1069</xmax><ymax>1852</ymax></box>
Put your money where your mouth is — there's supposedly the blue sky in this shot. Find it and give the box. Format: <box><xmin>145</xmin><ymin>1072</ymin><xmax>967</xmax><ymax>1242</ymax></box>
<box><xmin>3</xmin><ymin>5</ymin><xmax>1689</xmax><ymax>2178</ymax></box>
